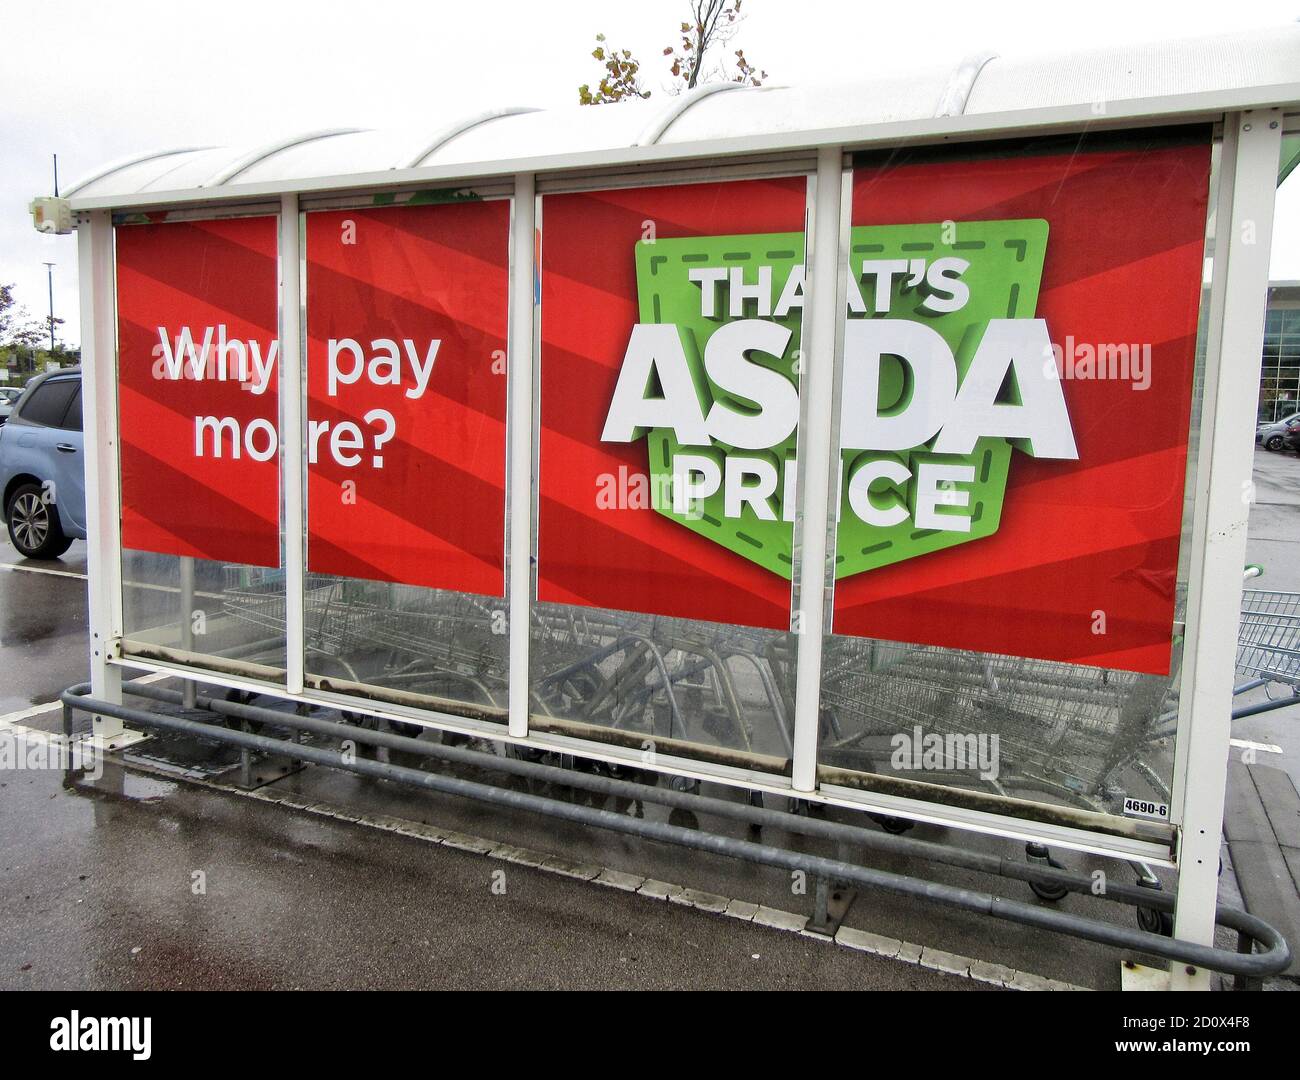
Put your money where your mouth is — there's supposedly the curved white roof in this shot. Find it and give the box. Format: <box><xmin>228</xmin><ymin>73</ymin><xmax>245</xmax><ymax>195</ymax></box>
<box><xmin>68</xmin><ymin>25</ymin><xmax>1300</xmax><ymax>209</ymax></box>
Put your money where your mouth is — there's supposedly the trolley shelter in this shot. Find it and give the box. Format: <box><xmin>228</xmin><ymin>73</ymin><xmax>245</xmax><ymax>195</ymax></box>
<box><xmin>57</xmin><ymin>29</ymin><xmax>1300</xmax><ymax>987</ymax></box>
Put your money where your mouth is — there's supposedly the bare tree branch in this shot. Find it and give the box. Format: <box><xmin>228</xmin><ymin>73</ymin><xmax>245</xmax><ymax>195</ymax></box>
<box><xmin>579</xmin><ymin>1</ymin><xmax>767</xmax><ymax>105</ymax></box>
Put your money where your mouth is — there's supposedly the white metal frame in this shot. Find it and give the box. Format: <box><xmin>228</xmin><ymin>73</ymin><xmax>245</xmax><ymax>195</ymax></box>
<box><xmin>507</xmin><ymin>174</ymin><xmax>535</xmax><ymax>740</ymax></box>
<box><xmin>77</xmin><ymin>210</ymin><xmax>124</xmax><ymax>737</ymax></box>
<box><xmin>74</xmin><ymin>85</ymin><xmax>1297</xmax><ymax>988</ymax></box>
<box><xmin>279</xmin><ymin>195</ymin><xmax>306</xmax><ymax>694</ymax></box>
<box><xmin>790</xmin><ymin>146</ymin><xmax>844</xmax><ymax>792</ymax></box>
<box><xmin>1168</xmin><ymin>109</ymin><xmax>1282</xmax><ymax>989</ymax></box>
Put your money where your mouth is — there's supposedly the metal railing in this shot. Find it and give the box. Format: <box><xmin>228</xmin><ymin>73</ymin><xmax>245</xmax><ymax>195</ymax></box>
<box><xmin>62</xmin><ymin>680</ymin><xmax>1291</xmax><ymax>985</ymax></box>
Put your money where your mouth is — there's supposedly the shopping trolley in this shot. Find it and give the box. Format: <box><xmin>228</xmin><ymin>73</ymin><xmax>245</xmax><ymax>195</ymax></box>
<box><xmin>1235</xmin><ymin>586</ymin><xmax>1300</xmax><ymax>708</ymax></box>
<box><xmin>818</xmin><ymin>637</ymin><xmax>1175</xmax><ymax>814</ymax></box>
<box><xmin>220</xmin><ymin>570</ymin><xmax>510</xmax><ymax>706</ymax></box>
<box><xmin>529</xmin><ymin>609</ymin><xmax>794</xmax><ymax>754</ymax></box>
<box><xmin>219</xmin><ymin>570</ymin><xmax>793</xmax><ymax>746</ymax></box>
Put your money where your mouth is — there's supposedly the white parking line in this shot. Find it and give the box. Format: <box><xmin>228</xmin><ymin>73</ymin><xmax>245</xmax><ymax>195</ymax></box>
<box><xmin>0</xmin><ymin>562</ymin><xmax>87</xmax><ymax>580</ymax></box>
<box><xmin>0</xmin><ymin>672</ymin><xmax>171</xmax><ymax>730</ymax></box>
<box><xmin>0</xmin><ymin>701</ymin><xmax>65</xmax><ymax>731</ymax></box>
<box><xmin>1229</xmin><ymin>738</ymin><xmax>1284</xmax><ymax>755</ymax></box>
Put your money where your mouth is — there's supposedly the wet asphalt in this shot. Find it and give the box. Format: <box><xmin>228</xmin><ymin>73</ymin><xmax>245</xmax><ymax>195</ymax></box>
<box><xmin>0</xmin><ymin>748</ymin><xmax>984</xmax><ymax>991</ymax></box>
<box><xmin>0</xmin><ymin>551</ymin><xmax>91</xmax><ymax>716</ymax></box>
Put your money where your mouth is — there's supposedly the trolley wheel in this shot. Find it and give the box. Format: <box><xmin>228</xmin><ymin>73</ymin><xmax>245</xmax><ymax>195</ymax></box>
<box><xmin>223</xmin><ymin>689</ymin><xmax>264</xmax><ymax>734</ymax></box>
<box><xmin>667</xmin><ymin>807</ymin><xmax>700</xmax><ymax>830</ymax></box>
<box><xmin>1135</xmin><ymin>876</ymin><xmax>1174</xmax><ymax>936</ymax></box>
<box><xmin>1029</xmin><ymin>878</ymin><xmax>1070</xmax><ymax>903</ymax></box>
<box><xmin>1025</xmin><ymin>842</ymin><xmax>1069</xmax><ymax>903</ymax></box>
<box><xmin>506</xmin><ymin>744</ymin><xmax>549</xmax><ymax>764</ymax></box>
<box><xmin>870</xmin><ymin>813</ymin><xmax>914</xmax><ymax>835</ymax></box>
<box><xmin>1136</xmin><ymin>905</ymin><xmax>1174</xmax><ymax>936</ymax></box>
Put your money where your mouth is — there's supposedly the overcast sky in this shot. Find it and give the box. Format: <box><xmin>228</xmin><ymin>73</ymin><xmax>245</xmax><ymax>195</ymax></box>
<box><xmin>2</xmin><ymin>0</ymin><xmax>1297</xmax><ymax>346</ymax></box>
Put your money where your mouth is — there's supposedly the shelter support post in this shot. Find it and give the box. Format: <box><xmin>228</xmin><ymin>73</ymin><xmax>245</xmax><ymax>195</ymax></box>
<box><xmin>508</xmin><ymin>173</ymin><xmax>537</xmax><ymax>740</ymax></box>
<box><xmin>1170</xmin><ymin>109</ymin><xmax>1282</xmax><ymax>990</ymax></box>
<box><xmin>790</xmin><ymin>146</ymin><xmax>844</xmax><ymax>792</ymax></box>
<box><xmin>280</xmin><ymin>193</ymin><xmax>306</xmax><ymax>695</ymax></box>
<box><xmin>77</xmin><ymin>209</ymin><xmax>123</xmax><ymax>734</ymax></box>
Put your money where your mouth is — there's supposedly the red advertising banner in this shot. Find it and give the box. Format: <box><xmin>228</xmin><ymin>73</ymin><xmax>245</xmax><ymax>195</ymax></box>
<box><xmin>833</xmin><ymin>130</ymin><xmax>1210</xmax><ymax>675</ymax></box>
<box><xmin>537</xmin><ymin>130</ymin><xmax>1208</xmax><ymax>674</ymax></box>
<box><xmin>116</xmin><ymin>215</ymin><xmax>281</xmax><ymax>568</ymax></box>
<box><xmin>304</xmin><ymin>200</ymin><xmax>509</xmax><ymax>597</ymax></box>
<box><xmin>114</xmin><ymin>133</ymin><xmax>1207</xmax><ymax>675</ymax></box>
<box><xmin>538</xmin><ymin>177</ymin><xmax>808</xmax><ymax>630</ymax></box>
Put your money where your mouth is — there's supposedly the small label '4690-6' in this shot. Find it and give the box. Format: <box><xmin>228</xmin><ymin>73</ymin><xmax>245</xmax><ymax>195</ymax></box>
<box><xmin>1123</xmin><ymin>797</ymin><xmax>1169</xmax><ymax>821</ymax></box>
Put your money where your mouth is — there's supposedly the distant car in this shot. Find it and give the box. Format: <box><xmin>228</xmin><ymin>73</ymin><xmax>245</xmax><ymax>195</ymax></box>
<box><xmin>1282</xmin><ymin>419</ymin><xmax>1300</xmax><ymax>457</ymax></box>
<box><xmin>1258</xmin><ymin>411</ymin><xmax>1300</xmax><ymax>451</ymax></box>
<box><xmin>0</xmin><ymin>369</ymin><xmax>84</xmax><ymax>558</ymax></box>
<box><xmin>0</xmin><ymin>386</ymin><xmax>21</xmax><ymax>425</ymax></box>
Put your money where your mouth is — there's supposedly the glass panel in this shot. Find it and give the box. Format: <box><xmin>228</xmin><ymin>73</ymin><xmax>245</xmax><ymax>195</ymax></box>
<box><xmin>530</xmin><ymin>602</ymin><xmax>795</xmax><ymax>768</ymax></box>
<box><xmin>301</xmin><ymin>197</ymin><xmax>511</xmax><ymax>720</ymax></box>
<box><xmin>819</xmin><ymin>128</ymin><xmax>1215</xmax><ymax>824</ymax></box>
<box><xmin>302</xmin><ymin>574</ymin><xmax>506</xmax><ymax>719</ymax></box>
<box><xmin>532</xmin><ymin>176</ymin><xmax>809</xmax><ymax>771</ymax></box>
<box><xmin>122</xmin><ymin>552</ymin><xmax>287</xmax><ymax>679</ymax></box>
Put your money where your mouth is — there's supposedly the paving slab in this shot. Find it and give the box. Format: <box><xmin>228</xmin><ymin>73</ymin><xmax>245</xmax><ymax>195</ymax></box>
<box><xmin>1224</xmin><ymin>760</ymin><xmax>1300</xmax><ymax>978</ymax></box>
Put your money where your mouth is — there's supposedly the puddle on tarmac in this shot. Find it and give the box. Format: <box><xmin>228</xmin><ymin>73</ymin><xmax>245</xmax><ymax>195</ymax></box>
<box><xmin>81</xmin><ymin>763</ymin><xmax>178</xmax><ymax>803</ymax></box>
<box><xmin>122</xmin><ymin>772</ymin><xmax>178</xmax><ymax>801</ymax></box>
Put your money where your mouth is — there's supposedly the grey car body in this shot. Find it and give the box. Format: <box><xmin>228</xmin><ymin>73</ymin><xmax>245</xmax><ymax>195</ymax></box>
<box><xmin>1258</xmin><ymin>411</ymin><xmax>1300</xmax><ymax>451</ymax></box>
<box><xmin>0</xmin><ymin>369</ymin><xmax>84</xmax><ymax>558</ymax></box>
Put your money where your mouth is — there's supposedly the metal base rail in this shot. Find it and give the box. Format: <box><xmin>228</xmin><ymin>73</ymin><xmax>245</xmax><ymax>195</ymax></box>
<box><xmin>118</xmin><ymin>680</ymin><xmax>1165</xmax><ymax>910</ymax></box>
<box><xmin>62</xmin><ymin>682</ymin><xmax>1291</xmax><ymax>982</ymax></box>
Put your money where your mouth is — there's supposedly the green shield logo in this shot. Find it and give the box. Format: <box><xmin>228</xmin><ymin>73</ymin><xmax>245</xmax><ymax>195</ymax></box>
<box><xmin>629</xmin><ymin>219</ymin><xmax>1050</xmax><ymax>580</ymax></box>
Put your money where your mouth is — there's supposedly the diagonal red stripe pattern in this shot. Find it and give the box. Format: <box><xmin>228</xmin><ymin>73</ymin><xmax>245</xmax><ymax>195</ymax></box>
<box><xmin>115</xmin><ymin>215</ymin><xmax>282</xmax><ymax>570</ymax></box>
<box><xmin>304</xmin><ymin>201</ymin><xmax>509</xmax><ymax>597</ymax></box>
<box><xmin>835</xmin><ymin>130</ymin><xmax>1212</xmax><ymax>674</ymax></box>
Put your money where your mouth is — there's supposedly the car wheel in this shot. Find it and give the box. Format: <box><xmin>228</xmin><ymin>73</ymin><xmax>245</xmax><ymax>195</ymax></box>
<box><xmin>1265</xmin><ymin>435</ymin><xmax>1284</xmax><ymax>451</ymax></box>
<box><xmin>5</xmin><ymin>483</ymin><xmax>73</xmax><ymax>559</ymax></box>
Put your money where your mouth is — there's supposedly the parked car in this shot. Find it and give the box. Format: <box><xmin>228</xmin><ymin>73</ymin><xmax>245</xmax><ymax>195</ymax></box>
<box><xmin>1258</xmin><ymin>411</ymin><xmax>1300</xmax><ymax>451</ymax></box>
<box><xmin>0</xmin><ymin>369</ymin><xmax>84</xmax><ymax>558</ymax></box>
<box><xmin>1282</xmin><ymin>418</ymin><xmax>1300</xmax><ymax>456</ymax></box>
<box><xmin>0</xmin><ymin>385</ymin><xmax>22</xmax><ymax>425</ymax></box>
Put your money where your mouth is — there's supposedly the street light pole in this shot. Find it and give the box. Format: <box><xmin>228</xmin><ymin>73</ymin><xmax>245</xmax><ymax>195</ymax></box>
<box><xmin>42</xmin><ymin>262</ymin><xmax>55</xmax><ymax>359</ymax></box>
